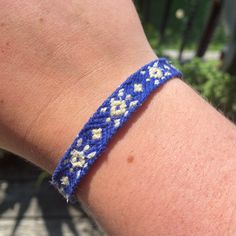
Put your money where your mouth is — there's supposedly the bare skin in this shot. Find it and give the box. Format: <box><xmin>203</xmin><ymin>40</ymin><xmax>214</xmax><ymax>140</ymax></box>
<box><xmin>1</xmin><ymin>1</ymin><xmax>236</xmax><ymax>235</ymax></box>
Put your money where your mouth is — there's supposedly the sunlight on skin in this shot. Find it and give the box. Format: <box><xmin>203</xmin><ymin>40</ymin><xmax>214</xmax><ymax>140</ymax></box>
<box><xmin>0</xmin><ymin>1</ymin><xmax>236</xmax><ymax>235</ymax></box>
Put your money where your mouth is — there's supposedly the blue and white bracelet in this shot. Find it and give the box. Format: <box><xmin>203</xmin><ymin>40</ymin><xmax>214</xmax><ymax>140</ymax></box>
<box><xmin>51</xmin><ymin>58</ymin><xmax>182</xmax><ymax>203</ymax></box>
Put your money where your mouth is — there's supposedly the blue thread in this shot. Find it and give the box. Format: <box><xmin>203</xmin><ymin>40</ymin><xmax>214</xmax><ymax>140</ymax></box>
<box><xmin>51</xmin><ymin>58</ymin><xmax>182</xmax><ymax>203</ymax></box>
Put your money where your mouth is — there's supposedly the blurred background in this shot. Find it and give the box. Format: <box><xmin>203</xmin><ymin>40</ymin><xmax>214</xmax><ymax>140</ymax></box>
<box><xmin>0</xmin><ymin>0</ymin><xmax>236</xmax><ymax>235</ymax></box>
<box><xmin>137</xmin><ymin>0</ymin><xmax>236</xmax><ymax>121</ymax></box>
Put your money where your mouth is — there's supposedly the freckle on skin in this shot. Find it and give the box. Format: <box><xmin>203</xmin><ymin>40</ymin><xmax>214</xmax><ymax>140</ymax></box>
<box><xmin>6</xmin><ymin>42</ymin><xmax>9</xmax><ymax>46</ymax></box>
<box><xmin>0</xmin><ymin>22</ymin><xmax>5</xmax><ymax>27</ymax></box>
<box><xmin>39</xmin><ymin>18</ymin><xmax>44</xmax><ymax>23</ymax></box>
<box><xmin>0</xmin><ymin>99</ymin><xmax>4</xmax><ymax>104</ymax></box>
<box><xmin>127</xmin><ymin>155</ymin><xmax>134</xmax><ymax>163</ymax></box>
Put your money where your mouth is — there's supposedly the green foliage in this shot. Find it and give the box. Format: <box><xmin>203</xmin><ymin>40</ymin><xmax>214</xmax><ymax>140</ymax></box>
<box><xmin>137</xmin><ymin>0</ymin><xmax>226</xmax><ymax>50</ymax></box>
<box><xmin>139</xmin><ymin>0</ymin><xmax>235</xmax><ymax>121</ymax></box>
<box><xmin>175</xmin><ymin>58</ymin><xmax>236</xmax><ymax>120</ymax></box>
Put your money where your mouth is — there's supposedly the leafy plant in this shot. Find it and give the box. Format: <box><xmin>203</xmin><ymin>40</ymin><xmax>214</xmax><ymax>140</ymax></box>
<box><xmin>175</xmin><ymin>58</ymin><xmax>236</xmax><ymax>121</ymax></box>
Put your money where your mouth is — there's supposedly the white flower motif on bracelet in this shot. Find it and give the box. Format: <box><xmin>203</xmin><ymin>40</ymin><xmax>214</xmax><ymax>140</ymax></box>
<box><xmin>70</xmin><ymin>150</ymin><xmax>85</xmax><ymax>168</ymax></box>
<box><xmin>134</xmin><ymin>83</ymin><xmax>143</xmax><ymax>92</ymax></box>
<box><xmin>92</xmin><ymin>128</ymin><xmax>102</xmax><ymax>140</ymax></box>
<box><xmin>51</xmin><ymin>58</ymin><xmax>182</xmax><ymax>203</ymax></box>
<box><xmin>110</xmin><ymin>99</ymin><xmax>127</xmax><ymax>116</ymax></box>
<box><xmin>149</xmin><ymin>67</ymin><xmax>163</xmax><ymax>78</ymax></box>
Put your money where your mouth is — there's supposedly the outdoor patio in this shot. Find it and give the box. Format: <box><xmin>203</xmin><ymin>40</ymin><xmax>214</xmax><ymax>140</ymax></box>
<box><xmin>0</xmin><ymin>154</ymin><xmax>105</xmax><ymax>236</ymax></box>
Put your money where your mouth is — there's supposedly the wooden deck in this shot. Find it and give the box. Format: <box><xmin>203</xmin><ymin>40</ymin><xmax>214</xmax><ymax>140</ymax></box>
<box><xmin>0</xmin><ymin>154</ymin><xmax>105</xmax><ymax>236</ymax></box>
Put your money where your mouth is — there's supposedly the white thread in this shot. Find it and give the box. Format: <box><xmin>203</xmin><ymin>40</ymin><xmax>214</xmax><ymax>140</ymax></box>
<box><xmin>114</xmin><ymin>119</ymin><xmax>121</xmax><ymax>128</ymax></box>
<box><xmin>125</xmin><ymin>94</ymin><xmax>132</xmax><ymax>100</ymax></box>
<box><xmin>60</xmin><ymin>176</ymin><xmax>69</xmax><ymax>186</ymax></box>
<box><xmin>76</xmin><ymin>170</ymin><xmax>81</xmax><ymax>178</ymax></box>
<box><xmin>100</xmin><ymin>107</ymin><xmax>107</xmax><ymax>113</ymax></box>
<box><xmin>71</xmin><ymin>158</ymin><xmax>85</xmax><ymax>168</ymax></box>
<box><xmin>129</xmin><ymin>100</ymin><xmax>138</xmax><ymax>108</ymax></box>
<box><xmin>87</xmin><ymin>151</ymin><xmax>96</xmax><ymax>159</ymax></box>
<box><xmin>134</xmin><ymin>83</ymin><xmax>143</xmax><ymax>92</ymax></box>
<box><xmin>92</xmin><ymin>128</ymin><xmax>102</xmax><ymax>140</ymax></box>
<box><xmin>149</xmin><ymin>67</ymin><xmax>163</xmax><ymax>78</ymax></box>
<box><xmin>110</xmin><ymin>100</ymin><xmax>127</xmax><ymax>116</ymax></box>
<box><xmin>83</xmin><ymin>145</ymin><xmax>90</xmax><ymax>151</ymax></box>
<box><xmin>124</xmin><ymin>111</ymin><xmax>129</xmax><ymax>116</ymax></box>
<box><xmin>76</xmin><ymin>138</ymin><xmax>82</xmax><ymax>147</ymax></box>
<box><xmin>71</xmin><ymin>149</ymin><xmax>80</xmax><ymax>158</ymax></box>
<box><xmin>106</xmin><ymin>117</ymin><xmax>111</xmax><ymax>122</ymax></box>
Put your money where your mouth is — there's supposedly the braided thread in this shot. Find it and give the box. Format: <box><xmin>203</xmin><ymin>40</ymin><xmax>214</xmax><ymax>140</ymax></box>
<box><xmin>51</xmin><ymin>58</ymin><xmax>182</xmax><ymax>203</ymax></box>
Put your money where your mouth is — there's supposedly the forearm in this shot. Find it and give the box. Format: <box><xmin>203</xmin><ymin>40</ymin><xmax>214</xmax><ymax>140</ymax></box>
<box><xmin>76</xmin><ymin>78</ymin><xmax>236</xmax><ymax>235</ymax></box>
<box><xmin>1</xmin><ymin>1</ymin><xmax>236</xmax><ymax>235</ymax></box>
<box><xmin>0</xmin><ymin>0</ymin><xmax>154</xmax><ymax>169</ymax></box>
<box><xmin>12</xmin><ymin>65</ymin><xmax>236</xmax><ymax>235</ymax></box>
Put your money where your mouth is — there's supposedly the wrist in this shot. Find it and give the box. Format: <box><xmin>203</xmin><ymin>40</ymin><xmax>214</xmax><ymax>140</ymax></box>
<box><xmin>75</xmin><ymin>77</ymin><xmax>236</xmax><ymax>235</ymax></box>
<box><xmin>21</xmin><ymin>48</ymin><xmax>156</xmax><ymax>172</ymax></box>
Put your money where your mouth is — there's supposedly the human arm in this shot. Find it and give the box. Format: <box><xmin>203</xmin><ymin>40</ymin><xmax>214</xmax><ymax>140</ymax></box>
<box><xmin>1</xmin><ymin>1</ymin><xmax>236</xmax><ymax>235</ymax></box>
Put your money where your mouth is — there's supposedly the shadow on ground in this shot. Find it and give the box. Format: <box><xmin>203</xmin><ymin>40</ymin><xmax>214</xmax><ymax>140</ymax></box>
<box><xmin>0</xmin><ymin>153</ymin><xmax>103</xmax><ymax>236</ymax></box>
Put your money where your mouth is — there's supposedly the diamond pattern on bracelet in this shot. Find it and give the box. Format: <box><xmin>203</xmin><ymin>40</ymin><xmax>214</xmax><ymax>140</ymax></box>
<box><xmin>51</xmin><ymin>58</ymin><xmax>182</xmax><ymax>203</ymax></box>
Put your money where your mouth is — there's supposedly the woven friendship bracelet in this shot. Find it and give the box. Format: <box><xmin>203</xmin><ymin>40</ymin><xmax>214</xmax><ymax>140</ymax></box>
<box><xmin>51</xmin><ymin>58</ymin><xmax>182</xmax><ymax>203</ymax></box>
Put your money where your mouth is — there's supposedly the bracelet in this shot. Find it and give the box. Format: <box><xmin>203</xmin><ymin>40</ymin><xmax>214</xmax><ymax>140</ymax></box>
<box><xmin>51</xmin><ymin>58</ymin><xmax>182</xmax><ymax>203</ymax></box>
